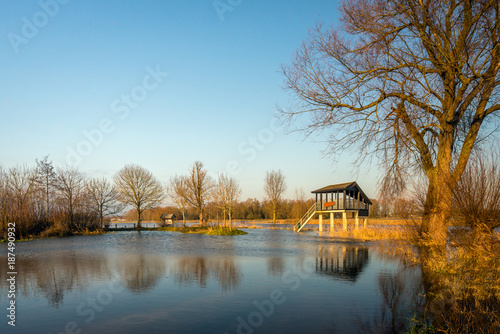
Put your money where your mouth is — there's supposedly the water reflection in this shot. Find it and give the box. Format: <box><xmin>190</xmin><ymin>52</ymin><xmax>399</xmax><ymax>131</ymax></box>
<box><xmin>263</xmin><ymin>230</ymin><xmax>288</xmax><ymax>276</ymax></box>
<box><xmin>315</xmin><ymin>245</ymin><xmax>369</xmax><ymax>281</ymax></box>
<box><xmin>0</xmin><ymin>251</ymin><xmax>113</xmax><ymax>308</ymax></box>
<box><xmin>173</xmin><ymin>257</ymin><xmax>209</xmax><ymax>287</ymax></box>
<box><xmin>117</xmin><ymin>254</ymin><xmax>166</xmax><ymax>294</ymax></box>
<box><xmin>267</xmin><ymin>257</ymin><xmax>286</xmax><ymax>276</ymax></box>
<box><xmin>0</xmin><ymin>251</ymin><xmax>243</xmax><ymax>308</ymax></box>
<box><xmin>172</xmin><ymin>256</ymin><xmax>241</xmax><ymax>293</ymax></box>
<box><xmin>377</xmin><ymin>271</ymin><xmax>407</xmax><ymax>332</ymax></box>
<box><xmin>212</xmin><ymin>257</ymin><xmax>242</xmax><ymax>293</ymax></box>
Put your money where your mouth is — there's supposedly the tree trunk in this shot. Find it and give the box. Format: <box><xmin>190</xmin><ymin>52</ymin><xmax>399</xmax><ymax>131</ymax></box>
<box><xmin>69</xmin><ymin>200</ymin><xmax>74</xmax><ymax>229</ymax></box>
<box><xmin>199</xmin><ymin>210</ymin><xmax>203</xmax><ymax>226</ymax></box>
<box><xmin>45</xmin><ymin>179</ymin><xmax>50</xmax><ymax>221</ymax></box>
<box><xmin>182</xmin><ymin>211</ymin><xmax>186</xmax><ymax>228</ymax></box>
<box><xmin>418</xmin><ymin>244</ymin><xmax>447</xmax><ymax>324</ymax></box>
<box><xmin>420</xmin><ymin>172</ymin><xmax>453</xmax><ymax>245</ymax></box>
<box><xmin>137</xmin><ymin>209</ymin><xmax>142</xmax><ymax>230</ymax></box>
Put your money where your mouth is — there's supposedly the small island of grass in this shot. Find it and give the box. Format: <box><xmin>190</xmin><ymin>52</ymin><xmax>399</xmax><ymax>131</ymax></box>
<box><xmin>155</xmin><ymin>226</ymin><xmax>248</xmax><ymax>236</ymax></box>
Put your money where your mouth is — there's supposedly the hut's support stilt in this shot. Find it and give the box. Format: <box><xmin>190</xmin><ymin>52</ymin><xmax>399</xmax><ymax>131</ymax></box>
<box><xmin>330</xmin><ymin>212</ymin><xmax>334</xmax><ymax>231</ymax></box>
<box><xmin>355</xmin><ymin>212</ymin><xmax>359</xmax><ymax>230</ymax></box>
<box><xmin>319</xmin><ymin>214</ymin><xmax>323</xmax><ymax>232</ymax></box>
<box><xmin>363</xmin><ymin>218</ymin><xmax>367</xmax><ymax>228</ymax></box>
<box><xmin>342</xmin><ymin>212</ymin><xmax>347</xmax><ymax>232</ymax></box>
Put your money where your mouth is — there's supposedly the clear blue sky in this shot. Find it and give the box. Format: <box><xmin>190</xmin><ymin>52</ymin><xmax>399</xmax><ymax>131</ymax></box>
<box><xmin>0</xmin><ymin>0</ymin><xmax>380</xmax><ymax>201</ymax></box>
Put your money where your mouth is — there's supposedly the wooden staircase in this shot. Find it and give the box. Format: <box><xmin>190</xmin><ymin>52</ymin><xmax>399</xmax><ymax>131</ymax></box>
<box><xmin>294</xmin><ymin>203</ymin><xmax>317</xmax><ymax>232</ymax></box>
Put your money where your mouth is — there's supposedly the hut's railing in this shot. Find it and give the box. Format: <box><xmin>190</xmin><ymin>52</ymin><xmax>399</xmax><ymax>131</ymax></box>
<box><xmin>316</xmin><ymin>201</ymin><xmax>344</xmax><ymax>211</ymax></box>
<box><xmin>316</xmin><ymin>200</ymin><xmax>368</xmax><ymax>211</ymax></box>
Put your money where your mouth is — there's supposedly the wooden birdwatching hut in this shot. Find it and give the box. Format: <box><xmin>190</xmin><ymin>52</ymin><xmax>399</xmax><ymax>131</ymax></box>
<box><xmin>160</xmin><ymin>214</ymin><xmax>176</xmax><ymax>226</ymax></box>
<box><xmin>294</xmin><ymin>181</ymin><xmax>372</xmax><ymax>232</ymax></box>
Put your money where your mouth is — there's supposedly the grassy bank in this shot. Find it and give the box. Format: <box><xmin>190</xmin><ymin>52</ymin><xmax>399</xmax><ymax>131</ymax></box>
<box><xmin>323</xmin><ymin>225</ymin><xmax>418</xmax><ymax>242</ymax></box>
<box><xmin>1</xmin><ymin>228</ymin><xmax>104</xmax><ymax>242</ymax></box>
<box><xmin>370</xmin><ymin>230</ymin><xmax>500</xmax><ymax>333</ymax></box>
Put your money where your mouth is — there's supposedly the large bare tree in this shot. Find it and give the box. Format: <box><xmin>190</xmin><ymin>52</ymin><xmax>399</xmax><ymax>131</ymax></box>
<box><xmin>85</xmin><ymin>177</ymin><xmax>123</xmax><ymax>227</ymax></box>
<box><xmin>280</xmin><ymin>0</ymin><xmax>500</xmax><ymax>244</ymax></box>
<box><xmin>114</xmin><ymin>164</ymin><xmax>165</xmax><ymax>229</ymax></box>
<box><xmin>184</xmin><ymin>161</ymin><xmax>214</xmax><ymax>225</ymax></box>
<box><xmin>264</xmin><ymin>170</ymin><xmax>286</xmax><ymax>224</ymax></box>
<box><xmin>166</xmin><ymin>175</ymin><xmax>189</xmax><ymax>227</ymax></box>
<box><xmin>214</xmin><ymin>173</ymin><xmax>241</xmax><ymax>229</ymax></box>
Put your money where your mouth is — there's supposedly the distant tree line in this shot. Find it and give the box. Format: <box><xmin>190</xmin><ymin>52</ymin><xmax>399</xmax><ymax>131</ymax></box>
<box><xmin>369</xmin><ymin>198</ymin><xmax>421</xmax><ymax>219</ymax></box>
<box><xmin>122</xmin><ymin>196</ymin><xmax>316</xmax><ymax>223</ymax></box>
<box><xmin>0</xmin><ymin>158</ymin><xmax>295</xmax><ymax>238</ymax></box>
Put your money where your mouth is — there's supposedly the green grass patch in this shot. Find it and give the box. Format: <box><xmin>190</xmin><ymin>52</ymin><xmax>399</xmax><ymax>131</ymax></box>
<box><xmin>206</xmin><ymin>227</ymin><xmax>248</xmax><ymax>235</ymax></box>
<box><xmin>156</xmin><ymin>226</ymin><xmax>247</xmax><ymax>235</ymax></box>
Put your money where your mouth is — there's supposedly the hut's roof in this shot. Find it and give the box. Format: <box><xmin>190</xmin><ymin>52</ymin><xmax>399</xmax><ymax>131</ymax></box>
<box><xmin>311</xmin><ymin>181</ymin><xmax>372</xmax><ymax>205</ymax></box>
<box><xmin>160</xmin><ymin>214</ymin><xmax>176</xmax><ymax>219</ymax></box>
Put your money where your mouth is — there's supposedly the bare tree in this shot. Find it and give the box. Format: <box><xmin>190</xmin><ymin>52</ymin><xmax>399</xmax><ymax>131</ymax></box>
<box><xmin>184</xmin><ymin>161</ymin><xmax>214</xmax><ymax>226</ymax></box>
<box><xmin>280</xmin><ymin>0</ymin><xmax>500</xmax><ymax>244</ymax></box>
<box><xmin>35</xmin><ymin>156</ymin><xmax>56</xmax><ymax>221</ymax></box>
<box><xmin>166</xmin><ymin>175</ymin><xmax>189</xmax><ymax>227</ymax></box>
<box><xmin>55</xmin><ymin>166</ymin><xmax>87</xmax><ymax>229</ymax></box>
<box><xmin>453</xmin><ymin>151</ymin><xmax>500</xmax><ymax>234</ymax></box>
<box><xmin>85</xmin><ymin>177</ymin><xmax>123</xmax><ymax>228</ymax></box>
<box><xmin>264</xmin><ymin>170</ymin><xmax>287</xmax><ymax>224</ymax></box>
<box><xmin>214</xmin><ymin>173</ymin><xmax>241</xmax><ymax>230</ymax></box>
<box><xmin>290</xmin><ymin>188</ymin><xmax>310</xmax><ymax>221</ymax></box>
<box><xmin>114</xmin><ymin>164</ymin><xmax>165</xmax><ymax>229</ymax></box>
<box><xmin>7</xmin><ymin>165</ymin><xmax>38</xmax><ymax>216</ymax></box>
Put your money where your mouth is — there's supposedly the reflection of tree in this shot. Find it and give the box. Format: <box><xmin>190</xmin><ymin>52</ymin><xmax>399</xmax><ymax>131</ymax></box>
<box><xmin>117</xmin><ymin>254</ymin><xmax>166</xmax><ymax>293</ymax></box>
<box><xmin>267</xmin><ymin>257</ymin><xmax>285</xmax><ymax>276</ymax></box>
<box><xmin>354</xmin><ymin>267</ymin><xmax>423</xmax><ymax>334</ymax></box>
<box><xmin>174</xmin><ymin>257</ymin><xmax>209</xmax><ymax>287</ymax></box>
<box><xmin>213</xmin><ymin>258</ymin><xmax>242</xmax><ymax>293</ymax></box>
<box><xmin>264</xmin><ymin>230</ymin><xmax>287</xmax><ymax>276</ymax></box>
<box><xmin>377</xmin><ymin>272</ymin><xmax>407</xmax><ymax>333</ymax></box>
<box><xmin>0</xmin><ymin>252</ymin><xmax>113</xmax><ymax>308</ymax></box>
<box><xmin>315</xmin><ymin>246</ymin><xmax>369</xmax><ymax>282</ymax></box>
<box><xmin>36</xmin><ymin>266</ymin><xmax>75</xmax><ymax>307</ymax></box>
<box><xmin>172</xmin><ymin>256</ymin><xmax>241</xmax><ymax>293</ymax></box>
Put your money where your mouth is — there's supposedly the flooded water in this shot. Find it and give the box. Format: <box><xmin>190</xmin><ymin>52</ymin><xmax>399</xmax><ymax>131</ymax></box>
<box><xmin>0</xmin><ymin>229</ymin><xmax>422</xmax><ymax>334</ymax></box>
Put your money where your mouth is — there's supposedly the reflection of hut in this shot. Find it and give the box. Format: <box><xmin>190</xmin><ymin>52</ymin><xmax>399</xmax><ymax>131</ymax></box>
<box><xmin>160</xmin><ymin>214</ymin><xmax>176</xmax><ymax>226</ymax></box>
<box><xmin>295</xmin><ymin>181</ymin><xmax>372</xmax><ymax>232</ymax></box>
<box><xmin>315</xmin><ymin>246</ymin><xmax>369</xmax><ymax>282</ymax></box>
